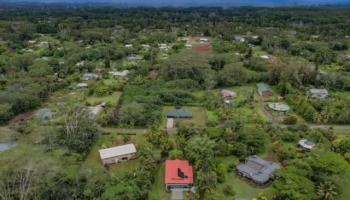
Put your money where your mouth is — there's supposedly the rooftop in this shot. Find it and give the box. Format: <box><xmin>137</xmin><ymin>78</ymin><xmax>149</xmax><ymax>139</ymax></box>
<box><xmin>165</xmin><ymin>160</ymin><xmax>194</xmax><ymax>185</ymax></box>
<box><xmin>299</xmin><ymin>139</ymin><xmax>316</xmax><ymax>150</ymax></box>
<box><xmin>309</xmin><ymin>88</ymin><xmax>328</xmax><ymax>94</ymax></box>
<box><xmin>167</xmin><ymin>107</ymin><xmax>192</xmax><ymax>119</ymax></box>
<box><xmin>236</xmin><ymin>155</ymin><xmax>280</xmax><ymax>184</ymax></box>
<box><xmin>257</xmin><ymin>83</ymin><xmax>272</xmax><ymax>93</ymax></box>
<box><xmin>99</xmin><ymin>144</ymin><xmax>137</xmax><ymax>160</ymax></box>
<box><xmin>268</xmin><ymin>102</ymin><xmax>290</xmax><ymax>112</ymax></box>
<box><xmin>221</xmin><ymin>89</ymin><xmax>237</xmax><ymax>98</ymax></box>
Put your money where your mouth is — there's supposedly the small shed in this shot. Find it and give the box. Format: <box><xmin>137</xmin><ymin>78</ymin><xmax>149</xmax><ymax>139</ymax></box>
<box><xmin>268</xmin><ymin>102</ymin><xmax>290</xmax><ymax>115</ymax></box>
<box><xmin>257</xmin><ymin>83</ymin><xmax>273</xmax><ymax>98</ymax></box>
<box><xmin>298</xmin><ymin>139</ymin><xmax>316</xmax><ymax>150</ymax></box>
<box><xmin>236</xmin><ymin>155</ymin><xmax>280</xmax><ymax>185</ymax></box>
<box><xmin>99</xmin><ymin>144</ymin><xmax>137</xmax><ymax>166</ymax></box>
<box><xmin>309</xmin><ymin>89</ymin><xmax>329</xmax><ymax>99</ymax></box>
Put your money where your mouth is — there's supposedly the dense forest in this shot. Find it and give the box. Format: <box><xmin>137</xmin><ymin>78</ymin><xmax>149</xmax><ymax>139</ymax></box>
<box><xmin>0</xmin><ymin>5</ymin><xmax>350</xmax><ymax>200</ymax></box>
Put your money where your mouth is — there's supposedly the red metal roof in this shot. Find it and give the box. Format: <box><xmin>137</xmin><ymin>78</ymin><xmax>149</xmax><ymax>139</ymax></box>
<box><xmin>165</xmin><ymin>160</ymin><xmax>194</xmax><ymax>185</ymax></box>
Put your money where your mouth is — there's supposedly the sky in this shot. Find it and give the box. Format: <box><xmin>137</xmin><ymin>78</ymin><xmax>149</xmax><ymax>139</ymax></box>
<box><xmin>3</xmin><ymin>0</ymin><xmax>350</xmax><ymax>6</ymax></box>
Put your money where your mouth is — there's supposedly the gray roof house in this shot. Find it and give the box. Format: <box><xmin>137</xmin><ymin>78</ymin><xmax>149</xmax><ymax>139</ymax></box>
<box><xmin>83</xmin><ymin>73</ymin><xmax>98</xmax><ymax>81</ymax></box>
<box><xmin>309</xmin><ymin>89</ymin><xmax>329</xmax><ymax>99</ymax></box>
<box><xmin>167</xmin><ymin>107</ymin><xmax>193</xmax><ymax>119</ymax></box>
<box><xmin>236</xmin><ymin>155</ymin><xmax>281</xmax><ymax>185</ymax></box>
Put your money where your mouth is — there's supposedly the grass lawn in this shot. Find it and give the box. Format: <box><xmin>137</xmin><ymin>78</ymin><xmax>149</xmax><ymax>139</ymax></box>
<box><xmin>86</xmin><ymin>91</ymin><xmax>122</xmax><ymax>106</ymax></box>
<box><xmin>149</xmin><ymin>163</ymin><xmax>171</xmax><ymax>200</ymax></box>
<box><xmin>0</xmin><ymin>126</ymin><xmax>19</xmax><ymax>142</ymax></box>
<box><xmin>217</xmin><ymin>157</ymin><xmax>273</xmax><ymax>200</ymax></box>
<box><xmin>162</xmin><ymin>106</ymin><xmax>207</xmax><ymax>127</ymax></box>
<box><xmin>340</xmin><ymin>169</ymin><xmax>350</xmax><ymax>200</ymax></box>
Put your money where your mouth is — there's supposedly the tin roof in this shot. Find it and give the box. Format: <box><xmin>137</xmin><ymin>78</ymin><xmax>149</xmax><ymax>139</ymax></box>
<box><xmin>165</xmin><ymin>160</ymin><xmax>194</xmax><ymax>185</ymax></box>
<box><xmin>99</xmin><ymin>144</ymin><xmax>137</xmax><ymax>160</ymax></box>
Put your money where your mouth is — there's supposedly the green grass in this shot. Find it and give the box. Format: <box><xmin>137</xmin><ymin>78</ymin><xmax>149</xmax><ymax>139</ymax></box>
<box><xmin>162</xmin><ymin>106</ymin><xmax>207</xmax><ymax>127</ymax></box>
<box><xmin>0</xmin><ymin>126</ymin><xmax>19</xmax><ymax>142</ymax></box>
<box><xmin>340</xmin><ymin>169</ymin><xmax>350</xmax><ymax>200</ymax></box>
<box><xmin>149</xmin><ymin>163</ymin><xmax>171</xmax><ymax>200</ymax></box>
<box><xmin>86</xmin><ymin>92</ymin><xmax>122</xmax><ymax>106</ymax></box>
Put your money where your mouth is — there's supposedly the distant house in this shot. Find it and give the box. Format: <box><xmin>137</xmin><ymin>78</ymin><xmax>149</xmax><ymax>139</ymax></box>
<box><xmin>75</xmin><ymin>61</ymin><xmax>85</xmax><ymax>67</ymax></box>
<box><xmin>125</xmin><ymin>44</ymin><xmax>133</xmax><ymax>48</ymax></box>
<box><xmin>268</xmin><ymin>102</ymin><xmax>290</xmax><ymax>116</ymax></box>
<box><xmin>221</xmin><ymin>89</ymin><xmax>237</xmax><ymax>104</ymax></box>
<box><xmin>109</xmin><ymin>70</ymin><xmax>130</xmax><ymax>79</ymax></box>
<box><xmin>127</xmin><ymin>55</ymin><xmax>143</xmax><ymax>62</ymax></box>
<box><xmin>234</xmin><ymin>36</ymin><xmax>246</xmax><ymax>43</ymax></box>
<box><xmin>142</xmin><ymin>44</ymin><xmax>151</xmax><ymax>49</ymax></box>
<box><xmin>236</xmin><ymin>155</ymin><xmax>280</xmax><ymax>185</ymax></box>
<box><xmin>260</xmin><ymin>55</ymin><xmax>270</xmax><ymax>60</ymax></box>
<box><xmin>165</xmin><ymin>160</ymin><xmax>194</xmax><ymax>191</ymax></box>
<box><xmin>35</xmin><ymin>108</ymin><xmax>54</xmax><ymax>120</ymax></box>
<box><xmin>166</xmin><ymin>107</ymin><xmax>192</xmax><ymax>129</ymax></box>
<box><xmin>309</xmin><ymin>89</ymin><xmax>329</xmax><ymax>99</ymax></box>
<box><xmin>199</xmin><ymin>37</ymin><xmax>209</xmax><ymax>43</ymax></box>
<box><xmin>83</xmin><ymin>73</ymin><xmax>98</xmax><ymax>81</ymax></box>
<box><xmin>159</xmin><ymin>43</ymin><xmax>169</xmax><ymax>50</ymax></box>
<box><xmin>257</xmin><ymin>83</ymin><xmax>273</xmax><ymax>98</ymax></box>
<box><xmin>77</xmin><ymin>83</ymin><xmax>88</xmax><ymax>88</ymax></box>
<box><xmin>298</xmin><ymin>139</ymin><xmax>316</xmax><ymax>150</ymax></box>
<box><xmin>99</xmin><ymin>144</ymin><xmax>137</xmax><ymax>166</ymax></box>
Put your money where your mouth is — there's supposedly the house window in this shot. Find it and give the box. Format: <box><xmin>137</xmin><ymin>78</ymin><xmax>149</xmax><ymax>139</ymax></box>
<box><xmin>121</xmin><ymin>157</ymin><xmax>128</xmax><ymax>160</ymax></box>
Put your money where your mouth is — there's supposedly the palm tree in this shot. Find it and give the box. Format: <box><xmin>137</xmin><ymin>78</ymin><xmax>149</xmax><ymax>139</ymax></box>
<box><xmin>317</xmin><ymin>181</ymin><xmax>338</xmax><ymax>200</ymax></box>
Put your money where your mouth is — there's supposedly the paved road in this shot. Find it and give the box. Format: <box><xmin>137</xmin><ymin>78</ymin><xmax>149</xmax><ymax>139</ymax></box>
<box><xmin>102</xmin><ymin>127</ymin><xmax>148</xmax><ymax>134</ymax></box>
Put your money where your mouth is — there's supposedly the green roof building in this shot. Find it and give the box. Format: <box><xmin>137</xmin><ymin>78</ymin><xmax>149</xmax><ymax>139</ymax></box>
<box><xmin>167</xmin><ymin>107</ymin><xmax>193</xmax><ymax>119</ymax></box>
<box><xmin>257</xmin><ymin>83</ymin><xmax>273</xmax><ymax>97</ymax></box>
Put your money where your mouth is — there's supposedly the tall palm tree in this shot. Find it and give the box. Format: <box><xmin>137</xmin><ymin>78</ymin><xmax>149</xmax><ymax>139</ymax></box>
<box><xmin>317</xmin><ymin>181</ymin><xmax>338</xmax><ymax>200</ymax></box>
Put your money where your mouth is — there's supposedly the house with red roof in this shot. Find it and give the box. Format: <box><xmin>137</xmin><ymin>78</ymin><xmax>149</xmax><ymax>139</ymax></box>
<box><xmin>165</xmin><ymin>160</ymin><xmax>194</xmax><ymax>191</ymax></box>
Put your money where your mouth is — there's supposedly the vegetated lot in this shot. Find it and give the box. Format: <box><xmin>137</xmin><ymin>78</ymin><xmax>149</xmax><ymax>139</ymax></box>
<box><xmin>86</xmin><ymin>91</ymin><xmax>122</xmax><ymax>106</ymax></box>
<box><xmin>83</xmin><ymin>132</ymin><xmax>146</xmax><ymax>174</ymax></box>
<box><xmin>0</xmin><ymin>5</ymin><xmax>350</xmax><ymax>200</ymax></box>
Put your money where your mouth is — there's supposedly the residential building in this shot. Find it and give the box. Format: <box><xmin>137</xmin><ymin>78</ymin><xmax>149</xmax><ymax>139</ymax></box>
<box><xmin>309</xmin><ymin>88</ymin><xmax>329</xmax><ymax>99</ymax></box>
<box><xmin>99</xmin><ymin>144</ymin><xmax>137</xmax><ymax>166</ymax></box>
<box><xmin>221</xmin><ymin>89</ymin><xmax>237</xmax><ymax>104</ymax></box>
<box><xmin>236</xmin><ymin>155</ymin><xmax>280</xmax><ymax>185</ymax></box>
<box><xmin>165</xmin><ymin>160</ymin><xmax>194</xmax><ymax>191</ymax></box>
<box><xmin>257</xmin><ymin>83</ymin><xmax>273</xmax><ymax>98</ymax></box>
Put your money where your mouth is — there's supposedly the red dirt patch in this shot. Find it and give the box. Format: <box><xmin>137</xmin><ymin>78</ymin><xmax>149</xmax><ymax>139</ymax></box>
<box><xmin>192</xmin><ymin>44</ymin><xmax>211</xmax><ymax>53</ymax></box>
<box><xmin>11</xmin><ymin>112</ymin><xmax>34</xmax><ymax>123</ymax></box>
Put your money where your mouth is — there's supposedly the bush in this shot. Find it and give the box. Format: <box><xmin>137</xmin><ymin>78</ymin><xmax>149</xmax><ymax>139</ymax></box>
<box><xmin>223</xmin><ymin>184</ymin><xmax>235</xmax><ymax>196</ymax></box>
<box><xmin>283</xmin><ymin>115</ymin><xmax>297</xmax><ymax>125</ymax></box>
